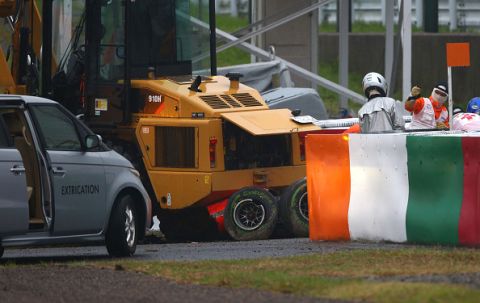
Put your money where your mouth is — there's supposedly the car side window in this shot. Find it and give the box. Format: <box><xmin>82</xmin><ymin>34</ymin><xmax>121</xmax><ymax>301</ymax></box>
<box><xmin>30</xmin><ymin>105</ymin><xmax>82</xmax><ymax>151</ymax></box>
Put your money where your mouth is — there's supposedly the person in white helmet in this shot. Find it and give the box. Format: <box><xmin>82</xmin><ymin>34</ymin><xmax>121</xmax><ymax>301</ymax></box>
<box><xmin>358</xmin><ymin>72</ymin><xmax>405</xmax><ymax>133</ymax></box>
<box><xmin>431</xmin><ymin>83</ymin><xmax>450</xmax><ymax>128</ymax></box>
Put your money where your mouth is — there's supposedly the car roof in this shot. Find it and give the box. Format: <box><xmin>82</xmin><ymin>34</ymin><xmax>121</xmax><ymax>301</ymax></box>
<box><xmin>0</xmin><ymin>94</ymin><xmax>58</xmax><ymax>105</ymax></box>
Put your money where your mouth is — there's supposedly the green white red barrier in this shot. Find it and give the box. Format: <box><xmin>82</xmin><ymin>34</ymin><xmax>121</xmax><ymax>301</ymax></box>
<box><xmin>306</xmin><ymin>132</ymin><xmax>480</xmax><ymax>246</ymax></box>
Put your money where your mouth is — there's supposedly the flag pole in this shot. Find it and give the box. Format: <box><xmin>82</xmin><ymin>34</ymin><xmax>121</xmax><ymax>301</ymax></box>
<box><xmin>448</xmin><ymin>66</ymin><xmax>453</xmax><ymax>129</ymax></box>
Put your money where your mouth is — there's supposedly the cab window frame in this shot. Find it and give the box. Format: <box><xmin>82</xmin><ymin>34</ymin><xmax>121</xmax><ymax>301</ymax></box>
<box><xmin>28</xmin><ymin>104</ymin><xmax>88</xmax><ymax>152</ymax></box>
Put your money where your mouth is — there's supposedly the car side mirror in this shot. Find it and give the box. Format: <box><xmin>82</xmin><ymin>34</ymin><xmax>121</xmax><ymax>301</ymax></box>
<box><xmin>85</xmin><ymin>134</ymin><xmax>100</xmax><ymax>149</ymax></box>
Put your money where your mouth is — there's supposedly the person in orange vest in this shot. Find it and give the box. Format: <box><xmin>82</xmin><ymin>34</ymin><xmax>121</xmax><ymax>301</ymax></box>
<box><xmin>431</xmin><ymin>83</ymin><xmax>449</xmax><ymax>128</ymax></box>
<box><xmin>405</xmin><ymin>83</ymin><xmax>449</xmax><ymax>129</ymax></box>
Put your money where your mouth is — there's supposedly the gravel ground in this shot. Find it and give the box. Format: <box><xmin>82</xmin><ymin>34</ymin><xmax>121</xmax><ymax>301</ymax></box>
<box><xmin>0</xmin><ymin>238</ymin><xmax>372</xmax><ymax>303</ymax></box>
<box><xmin>1</xmin><ymin>239</ymin><xmax>479</xmax><ymax>302</ymax></box>
<box><xmin>0</xmin><ymin>266</ymin><xmax>348</xmax><ymax>303</ymax></box>
<box><xmin>1</xmin><ymin>238</ymin><xmax>411</xmax><ymax>261</ymax></box>
<box><xmin>1</xmin><ymin>265</ymin><xmax>479</xmax><ymax>303</ymax></box>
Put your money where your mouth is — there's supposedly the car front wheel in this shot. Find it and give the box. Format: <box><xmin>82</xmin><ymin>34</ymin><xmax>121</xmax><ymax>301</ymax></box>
<box><xmin>106</xmin><ymin>195</ymin><xmax>138</xmax><ymax>257</ymax></box>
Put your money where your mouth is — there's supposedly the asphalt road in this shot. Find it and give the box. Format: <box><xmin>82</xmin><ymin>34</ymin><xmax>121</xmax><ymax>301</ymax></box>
<box><xmin>1</xmin><ymin>237</ymin><xmax>409</xmax><ymax>263</ymax></box>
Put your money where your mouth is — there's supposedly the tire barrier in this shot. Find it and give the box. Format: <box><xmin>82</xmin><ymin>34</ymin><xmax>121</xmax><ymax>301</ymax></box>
<box><xmin>306</xmin><ymin>132</ymin><xmax>480</xmax><ymax>246</ymax></box>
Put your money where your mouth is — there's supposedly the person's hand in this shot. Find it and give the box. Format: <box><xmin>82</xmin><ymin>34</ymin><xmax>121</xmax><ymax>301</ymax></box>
<box><xmin>436</xmin><ymin>122</ymin><xmax>448</xmax><ymax>129</ymax></box>
<box><xmin>410</xmin><ymin>85</ymin><xmax>421</xmax><ymax>98</ymax></box>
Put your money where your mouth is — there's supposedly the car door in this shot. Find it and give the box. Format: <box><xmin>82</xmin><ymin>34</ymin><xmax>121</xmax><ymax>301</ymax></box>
<box><xmin>29</xmin><ymin>104</ymin><xmax>106</xmax><ymax>235</ymax></box>
<box><xmin>0</xmin><ymin>114</ymin><xmax>29</xmax><ymax>235</ymax></box>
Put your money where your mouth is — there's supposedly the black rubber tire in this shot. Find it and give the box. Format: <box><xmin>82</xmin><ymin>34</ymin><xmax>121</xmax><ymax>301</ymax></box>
<box><xmin>0</xmin><ymin>246</ymin><xmax>4</xmax><ymax>258</ymax></box>
<box><xmin>279</xmin><ymin>178</ymin><xmax>309</xmax><ymax>237</ymax></box>
<box><xmin>224</xmin><ymin>187</ymin><xmax>278</xmax><ymax>241</ymax></box>
<box><xmin>106</xmin><ymin>195</ymin><xmax>138</xmax><ymax>257</ymax></box>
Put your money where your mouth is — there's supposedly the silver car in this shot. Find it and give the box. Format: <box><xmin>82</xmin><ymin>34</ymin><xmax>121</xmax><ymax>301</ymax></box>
<box><xmin>0</xmin><ymin>95</ymin><xmax>151</xmax><ymax>257</ymax></box>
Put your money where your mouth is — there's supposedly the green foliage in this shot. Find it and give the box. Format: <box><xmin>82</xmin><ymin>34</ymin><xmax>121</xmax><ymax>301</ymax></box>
<box><xmin>215</xmin><ymin>14</ymin><xmax>251</xmax><ymax>67</ymax></box>
<box><xmin>217</xmin><ymin>48</ymin><xmax>250</xmax><ymax>68</ymax></box>
<box><xmin>216</xmin><ymin>14</ymin><xmax>249</xmax><ymax>33</ymax></box>
<box><xmin>317</xmin><ymin>60</ymin><xmax>364</xmax><ymax>117</ymax></box>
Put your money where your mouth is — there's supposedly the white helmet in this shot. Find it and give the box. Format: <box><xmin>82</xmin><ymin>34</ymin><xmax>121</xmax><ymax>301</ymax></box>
<box><xmin>362</xmin><ymin>72</ymin><xmax>388</xmax><ymax>97</ymax></box>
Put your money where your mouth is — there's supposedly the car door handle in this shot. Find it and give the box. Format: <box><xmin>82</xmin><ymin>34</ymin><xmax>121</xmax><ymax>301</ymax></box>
<box><xmin>52</xmin><ymin>167</ymin><xmax>66</xmax><ymax>176</ymax></box>
<box><xmin>10</xmin><ymin>165</ymin><xmax>26</xmax><ymax>175</ymax></box>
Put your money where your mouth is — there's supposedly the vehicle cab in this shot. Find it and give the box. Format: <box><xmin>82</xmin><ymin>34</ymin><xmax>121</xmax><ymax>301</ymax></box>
<box><xmin>0</xmin><ymin>95</ymin><xmax>151</xmax><ymax>257</ymax></box>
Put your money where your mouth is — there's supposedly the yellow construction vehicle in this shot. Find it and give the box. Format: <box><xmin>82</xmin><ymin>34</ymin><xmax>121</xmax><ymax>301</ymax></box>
<box><xmin>1</xmin><ymin>0</ymin><xmax>323</xmax><ymax>241</ymax></box>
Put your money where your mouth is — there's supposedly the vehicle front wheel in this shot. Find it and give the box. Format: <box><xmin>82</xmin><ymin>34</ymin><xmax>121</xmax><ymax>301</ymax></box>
<box><xmin>224</xmin><ymin>187</ymin><xmax>278</xmax><ymax>241</ymax></box>
<box><xmin>279</xmin><ymin>178</ymin><xmax>309</xmax><ymax>237</ymax></box>
<box><xmin>0</xmin><ymin>246</ymin><xmax>4</xmax><ymax>258</ymax></box>
<box><xmin>106</xmin><ymin>195</ymin><xmax>138</xmax><ymax>257</ymax></box>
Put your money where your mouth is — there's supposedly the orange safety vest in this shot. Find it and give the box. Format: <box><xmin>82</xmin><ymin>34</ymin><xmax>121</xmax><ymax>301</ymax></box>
<box><xmin>430</xmin><ymin>96</ymin><xmax>449</xmax><ymax>127</ymax></box>
<box><xmin>405</xmin><ymin>97</ymin><xmax>436</xmax><ymax>129</ymax></box>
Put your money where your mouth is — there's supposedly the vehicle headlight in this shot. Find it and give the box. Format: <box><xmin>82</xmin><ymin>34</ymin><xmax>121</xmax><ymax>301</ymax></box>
<box><xmin>129</xmin><ymin>168</ymin><xmax>140</xmax><ymax>178</ymax></box>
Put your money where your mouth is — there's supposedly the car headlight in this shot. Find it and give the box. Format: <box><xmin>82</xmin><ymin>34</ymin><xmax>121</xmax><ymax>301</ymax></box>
<box><xmin>129</xmin><ymin>168</ymin><xmax>140</xmax><ymax>178</ymax></box>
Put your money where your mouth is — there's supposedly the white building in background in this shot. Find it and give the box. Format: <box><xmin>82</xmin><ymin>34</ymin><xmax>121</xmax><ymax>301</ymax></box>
<box><xmin>319</xmin><ymin>0</ymin><xmax>480</xmax><ymax>30</ymax></box>
<box><xmin>217</xmin><ymin>0</ymin><xmax>480</xmax><ymax>30</ymax></box>
<box><xmin>215</xmin><ymin>0</ymin><xmax>250</xmax><ymax>15</ymax></box>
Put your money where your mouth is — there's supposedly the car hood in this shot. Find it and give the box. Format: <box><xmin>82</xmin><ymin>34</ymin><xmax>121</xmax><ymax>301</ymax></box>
<box><xmin>100</xmin><ymin>150</ymin><xmax>134</xmax><ymax>168</ymax></box>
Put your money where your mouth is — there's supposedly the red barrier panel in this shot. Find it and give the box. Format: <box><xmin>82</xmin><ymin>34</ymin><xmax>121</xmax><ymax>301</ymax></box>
<box><xmin>459</xmin><ymin>138</ymin><xmax>480</xmax><ymax>245</ymax></box>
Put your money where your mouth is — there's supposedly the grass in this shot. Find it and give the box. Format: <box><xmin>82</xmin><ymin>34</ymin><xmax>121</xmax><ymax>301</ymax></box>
<box><xmin>89</xmin><ymin>247</ymin><xmax>480</xmax><ymax>303</ymax></box>
<box><xmin>215</xmin><ymin>14</ymin><xmax>251</xmax><ymax>67</ymax></box>
<box><xmin>320</xmin><ymin>21</ymin><xmax>480</xmax><ymax>33</ymax></box>
<box><xmin>320</xmin><ymin>21</ymin><xmax>399</xmax><ymax>33</ymax></box>
<box><xmin>316</xmin><ymin>58</ymin><xmax>410</xmax><ymax>117</ymax></box>
<box><xmin>320</xmin><ymin>21</ymin><xmax>422</xmax><ymax>33</ymax></box>
<box><xmin>317</xmin><ymin>60</ymin><xmax>365</xmax><ymax>117</ymax></box>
